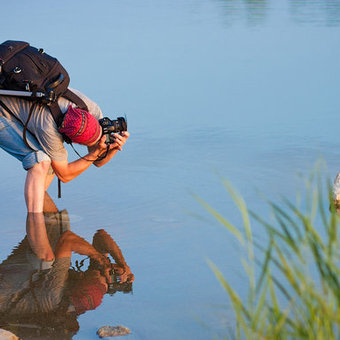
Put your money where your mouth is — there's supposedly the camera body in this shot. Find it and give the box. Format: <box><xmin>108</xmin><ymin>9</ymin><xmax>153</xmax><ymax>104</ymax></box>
<box><xmin>99</xmin><ymin>116</ymin><xmax>127</xmax><ymax>144</ymax></box>
<box><xmin>107</xmin><ymin>269</ymin><xmax>133</xmax><ymax>295</ymax></box>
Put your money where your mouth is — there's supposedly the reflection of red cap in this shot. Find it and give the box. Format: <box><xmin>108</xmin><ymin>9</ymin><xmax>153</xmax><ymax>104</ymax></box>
<box><xmin>59</xmin><ymin>105</ymin><xmax>101</xmax><ymax>144</ymax></box>
<box><xmin>70</xmin><ymin>277</ymin><xmax>107</xmax><ymax>315</ymax></box>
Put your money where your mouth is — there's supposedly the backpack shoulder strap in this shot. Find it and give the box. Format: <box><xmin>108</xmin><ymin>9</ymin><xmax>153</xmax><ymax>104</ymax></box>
<box><xmin>62</xmin><ymin>89</ymin><xmax>88</xmax><ymax>111</ymax></box>
<box><xmin>49</xmin><ymin>101</ymin><xmax>64</xmax><ymax>127</ymax></box>
<box><xmin>49</xmin><ymin>88</ymin><xmax>89</xmax><ymax>138</ymax></box>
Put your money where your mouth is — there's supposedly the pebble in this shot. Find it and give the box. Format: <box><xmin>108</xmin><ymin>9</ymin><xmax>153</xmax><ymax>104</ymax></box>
<box><xmin>333</xmin><ymin>173</ymin><xmax>340</xmax><ymax>200</ymax></box>
<box><xmin>0</xmin><ymin>329</ymin><xmax>19</xmax><ymax>340</ymax></box>
<box><xmin>97</xmin><ymin>325</ymin><xmax>131</xmax><ymax>338</ymax></box>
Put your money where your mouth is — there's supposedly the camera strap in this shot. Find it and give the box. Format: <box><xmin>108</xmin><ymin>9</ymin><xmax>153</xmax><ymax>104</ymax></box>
<box><xmin>70</xmin><ymin>143</ymin><xmax>110</xmax><ymax>162</ymax></box>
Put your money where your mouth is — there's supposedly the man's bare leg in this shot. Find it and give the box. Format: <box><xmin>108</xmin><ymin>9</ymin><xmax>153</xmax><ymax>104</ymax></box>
<box><xmin>24</xmin><ymin>160</ymin><xmax>55</xmax><ymax>261</ymax></box>
<box><xmin>45</xmin><ymin>173</ymin><xmax>55</xmax><ymax>191</ymax></box>
<box><xmin>24</xmin><ymin>160</ymin><xmax>51</xmax><ymax>213</ymax></box>
<box><xmin>26</xmin><ymin>212</ymin><xmax>55</xmax><ymax>261</ymax></box>
<box><xmin>43</xmin><ymin>191</ymin><xmax>58</xmax><ymax>213</ymax></box>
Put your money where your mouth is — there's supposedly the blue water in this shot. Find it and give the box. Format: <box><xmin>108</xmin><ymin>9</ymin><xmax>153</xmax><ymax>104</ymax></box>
<box><xmin>0</xmin><ymin>1</ymin><xmax>340</xmax><ymax>339</ymax></box>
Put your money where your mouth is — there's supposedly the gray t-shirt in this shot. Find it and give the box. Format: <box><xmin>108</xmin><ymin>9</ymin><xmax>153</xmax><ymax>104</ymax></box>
<box><xmin>0</xmin><ymin>88</ymin><xmax>103</xmax><ymax>161</ymax></box>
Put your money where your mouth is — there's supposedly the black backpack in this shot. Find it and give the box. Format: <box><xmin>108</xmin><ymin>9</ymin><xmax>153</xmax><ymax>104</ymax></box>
<box><xmin>0</xmin><ymin>40</ymin><xmax>88</xmax><ymax>129</ymax></box>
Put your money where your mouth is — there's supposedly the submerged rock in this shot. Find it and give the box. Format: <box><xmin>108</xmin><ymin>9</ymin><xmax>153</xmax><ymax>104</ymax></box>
<box><xmin>97</xmin><ymin>325</ymin><xmax>131</xmax><ymax>338</ymax></box>
<box><xmin>333</xmin><ymin>173</ymin><xmax>340</xmax><ymax>200</ymax></box>
<box><xmin>0</xmin><ymin>329</ymin><xmax>19</xmax><ymax>340</ymax></box>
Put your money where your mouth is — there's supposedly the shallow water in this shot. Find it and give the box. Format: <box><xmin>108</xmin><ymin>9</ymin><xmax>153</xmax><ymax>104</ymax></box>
<box><xmin>0</xmin><ymin>0</ymin><xmax>340</xmax><ymax>339</ymax></box>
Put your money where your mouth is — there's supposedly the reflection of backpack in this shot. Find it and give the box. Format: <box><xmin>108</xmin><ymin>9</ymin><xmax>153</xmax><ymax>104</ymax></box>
<box><xmin>0</xmin><ymin>40</ymin><xmax>88</xmax><ymax>128</ymax></box>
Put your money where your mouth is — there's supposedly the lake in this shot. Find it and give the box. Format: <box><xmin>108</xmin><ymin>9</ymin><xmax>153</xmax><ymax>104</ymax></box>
<box><xmin>0</xmin><ymin>0</ymin><xmax>339</xmax><ymax>339</ymax></box>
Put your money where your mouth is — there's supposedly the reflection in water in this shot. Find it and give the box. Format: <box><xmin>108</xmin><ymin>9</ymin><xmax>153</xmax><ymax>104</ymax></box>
<box><xmin>289</xmin><ymin>0</ymin><xmax>340</xmax><ymax>25</ymax></box>
<box><xmin>216</xmin><ymin>0</ymin><xmax>269</xmax><ymax>26</ymax></box>
<box><xmin>0</xmin><ymin>194</ymin><xmax>134</xmax><ymax>339</ymax></box>
<box><xmin>216</xmin><ymin>0</ymin><xmax>340</xmax><ymax>26</ymax></box>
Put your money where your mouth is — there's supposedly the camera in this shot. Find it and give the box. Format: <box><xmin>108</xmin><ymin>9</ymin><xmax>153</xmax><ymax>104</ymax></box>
<box><xmin>107</xmin><ymin>269</ymin><xmax>133</xmax><ymax>295</ymax></box>
<box><xmin>99</xmin><ymin>116</ymin><xmax>127</xmax><ymax>144</ymax></box>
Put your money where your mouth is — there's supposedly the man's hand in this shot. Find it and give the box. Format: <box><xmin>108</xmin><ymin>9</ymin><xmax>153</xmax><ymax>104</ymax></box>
<box><xmin>90</xmin><ymin>135</ymin><xmax>110</xmax><ymax>157</ymax></box>
<box><xmin>92</xmin><ymin>252</ymin><xmax>111</xmax><ymax>268</ymax></box>
<box><xmin>93</xmin><ymin>131</ymin><xmax>129</xmax><ymax>153</ymax></box>
<box><xmin>92</xmin><ymin>253</ymin><xmax>112</xmax><ymax>281</ymax></box>
<box><xmin>110</xmin><ymin>131</ymin><xmax>130</xmax><ymax>151</ymax></box>
<box><xmin>112</xmin><ymin>263</ymin><xmax>135</xmax><ymax>283</ymax></box>
<box><xmin>88</xmin><ymin>131</ymin><xmax>130</xmax><ymax>167</ymax></box>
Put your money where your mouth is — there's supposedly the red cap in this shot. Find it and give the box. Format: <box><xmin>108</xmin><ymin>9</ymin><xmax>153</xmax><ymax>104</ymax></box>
<box><xmin>59</xmin><ymin>105</ymin><xmax>101</xmax><ymax>144</ymax></box>
<box><xmin>70</xmin><ymin>278</ymin><xmax>107</xmax><ymax>315</ymax></box>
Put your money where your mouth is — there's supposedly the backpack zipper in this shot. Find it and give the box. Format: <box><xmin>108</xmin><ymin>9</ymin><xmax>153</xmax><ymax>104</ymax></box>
<box><xmin>22</xmin><ymin>52</ymin><xmax>47</xmax><ymax>72</ymax></box>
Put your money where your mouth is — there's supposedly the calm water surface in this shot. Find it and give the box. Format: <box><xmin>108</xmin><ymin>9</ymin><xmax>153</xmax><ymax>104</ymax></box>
<box><xmin>0</xmin><ymin>0</ymin><xmax>340</xmax><ymax>339</ymax></box>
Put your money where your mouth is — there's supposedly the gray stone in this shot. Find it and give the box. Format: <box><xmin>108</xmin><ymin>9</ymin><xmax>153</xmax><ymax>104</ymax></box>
<box><xmin>97</xmin><ymin>325</ymin><xmax>131</xmax><ymax>338</ymax></box>
<box><xmin>0</xmin><ymin>329</ymin><xmax>19</xmax><ymax>340</ymax></box>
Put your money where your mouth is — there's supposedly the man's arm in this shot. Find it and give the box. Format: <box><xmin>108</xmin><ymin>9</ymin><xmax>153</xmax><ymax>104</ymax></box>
<box><xmin>51</xmin><ymin>136</ymin><xmax>108</xmax><ymax>182</ymax></box>
<box><xmin>89</xmin><ymin>131</ymin><xmax>129</xmax><ymax>168</ymax></box>
<box><xmin>52</xmin><ymin>156</ymin><xmax>97</xmax><ymax>183</ymax></box>
<box><xmin>92</xmin><ymin>229</ymin><xmax>134</xmax><ymax>282</ymax></box>
<box><xmin>55</xmin><ymin>231</ymin><xmax>110</xmax><ymax>267</ymax></box>
<box><xmin>92</xmin><ymin>229</ymin><xmax>127</xmax><ymax>267</ymax></box>
<box><xmin>52</xmin><ymin>132</ymin><xmax>129</xmax><ymax>182</ymax></box>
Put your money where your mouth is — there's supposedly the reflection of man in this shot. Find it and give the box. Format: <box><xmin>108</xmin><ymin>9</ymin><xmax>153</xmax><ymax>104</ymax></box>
<box><xmin>0</xmin><ymin>193</ymin><xmax>134</xmax><ymax>337</ymax></box>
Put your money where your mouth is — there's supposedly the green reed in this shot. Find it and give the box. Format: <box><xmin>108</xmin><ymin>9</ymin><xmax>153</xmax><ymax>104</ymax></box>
<box><xmin>197</xmin><ymin>170</ymin><xmax>340</xmax><ymax>339</ymax></box>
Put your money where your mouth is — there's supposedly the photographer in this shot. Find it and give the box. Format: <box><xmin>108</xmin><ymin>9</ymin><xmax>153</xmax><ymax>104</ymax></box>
<box><xmin>0</xmin><ymin>88</ymin><xmax>129</xmax><ymax>213</ymax></box>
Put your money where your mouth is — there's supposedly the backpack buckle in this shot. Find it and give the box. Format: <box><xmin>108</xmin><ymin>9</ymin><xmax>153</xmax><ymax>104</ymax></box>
<box><xmin>45</xmin><ymin>89</ymin><xmax>57</xmax><ymax>103</ymax></box>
